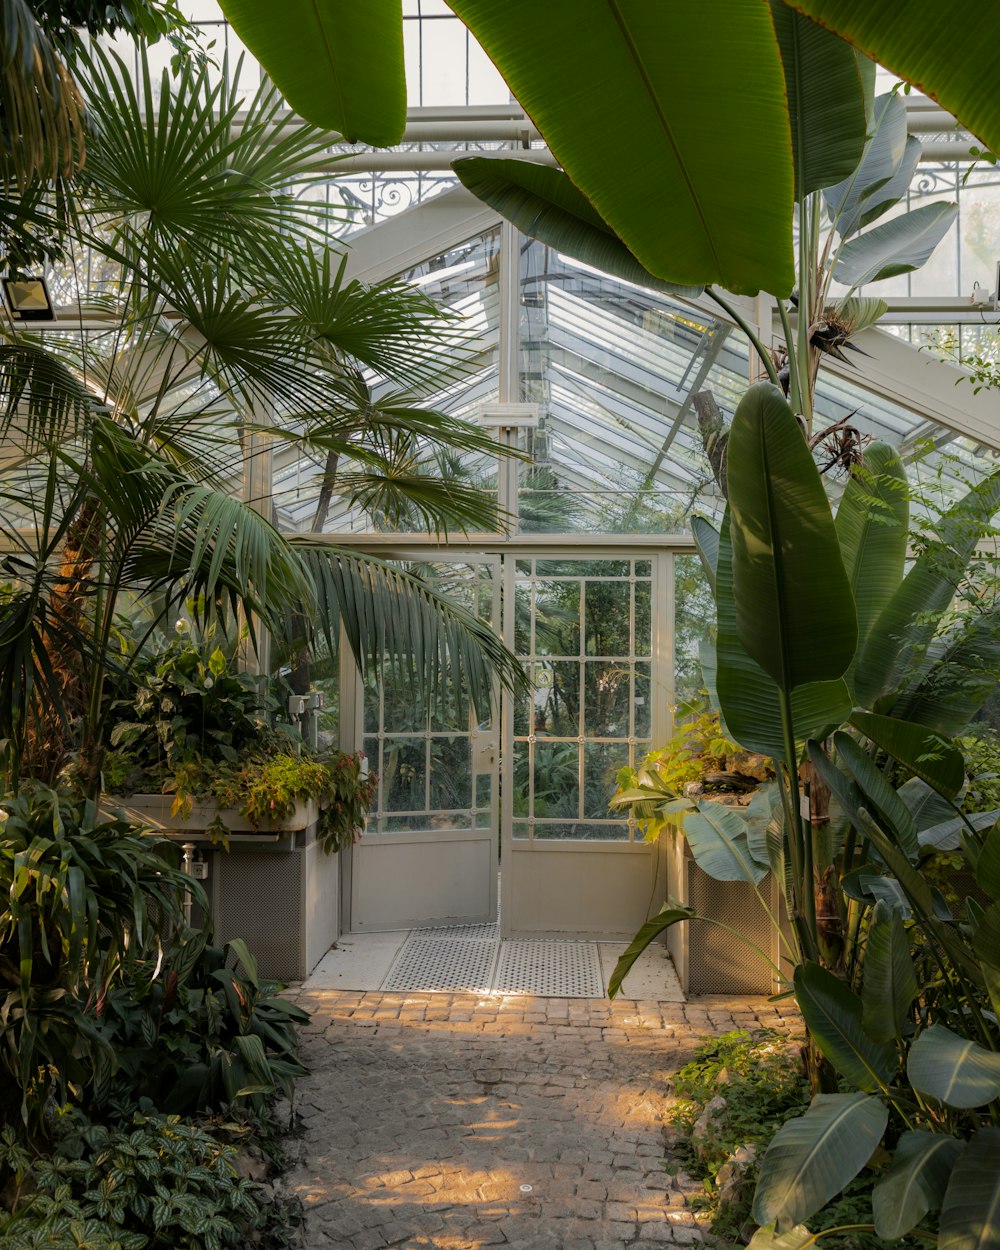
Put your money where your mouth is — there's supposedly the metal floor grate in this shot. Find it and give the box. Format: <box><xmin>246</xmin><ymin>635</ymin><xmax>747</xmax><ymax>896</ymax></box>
<box><xmin>382</xmin><ymin>937</ymin><xmax>500</xmax><ymax>992</ymax></box>
<box><xmin>493</xmin><ymin>939</ymin><xmax>604</xmax><ymax>997</ymax></box>
<box><xmin>381</xmin><ymin>929</ymin><xmax>606</xmax><ymax>997</ymax></box>
<box><xmin>412</xmin><ymin>921</ymin><xmax>501</xmax><ymax>941</ymax></box>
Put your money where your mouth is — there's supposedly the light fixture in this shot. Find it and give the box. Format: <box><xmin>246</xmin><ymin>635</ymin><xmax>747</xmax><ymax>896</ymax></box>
<box><xmin>2</xmin><ymin>276</ymin><xmax>55</xmax><ymax>321</ymax></box>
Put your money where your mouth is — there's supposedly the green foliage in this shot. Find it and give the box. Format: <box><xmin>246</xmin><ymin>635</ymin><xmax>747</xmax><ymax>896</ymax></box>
<box><xmin>618</xmin><ymin>708</ymin><xmax>743</xmax><ymax>807</ymax></box>
<box><xmin>94</xmin><ymin>931</ymin><xmax>309</xmax><ymax>1118</ymax></box>
<box><xmin>106</xmin><ymin>631</ymin><xmax>377</xmax><ymax>852</ymax></box>
<box><xmin>0</xmin><ymin>784</ymin><xmax>196</xmax><ymax>1133</ymax></box>
<box><xmin>666</xmin><ymin>1031</ymin><xmax>809</xmax><ymax>1242</ymax></box>
<box><xmin>0</xmin><ymin>1111</ymin><xmax>265</xmax><ymax>1249</ymax></box>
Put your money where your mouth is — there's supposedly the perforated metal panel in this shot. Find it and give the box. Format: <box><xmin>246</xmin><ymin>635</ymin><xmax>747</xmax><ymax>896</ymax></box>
<box><xmin>211</xmin><ymin>846</ymin><xmax>306</xmax><ymax>980</ymax></box>
<box><xmin>413</xmin><ymin>921</ymin><xmax>500</xmax><ymax>941</ymax></box>
<box><xmin>493</xmin><ymin>940</ymin><xmax>603</xmax><ymax>997</ymax></box>
<box><xmin>382</xmin><ymin>936</ymin><xmax>500</xmax><ymax>992</ymax></box>
<box><xmin>686</xmin><ymin>860</ymin><xmax>776</xmax><ymax>995</ymax></box>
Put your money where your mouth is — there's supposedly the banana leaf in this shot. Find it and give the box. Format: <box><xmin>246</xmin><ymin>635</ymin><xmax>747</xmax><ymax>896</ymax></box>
<box><xmin>907</xmin><ymin>1025</ymin><xmax>1000</xmax><ymax>1109</ymax></box>
<box><xmin>794</xmin><ymin>961</ymin><xmax>897</xmax><ymax>1091</ymax></box>
<box><xmin>873</xmin><ymin>1130</ymin><xmax>965</xmax><ymax>1241</ymax></box>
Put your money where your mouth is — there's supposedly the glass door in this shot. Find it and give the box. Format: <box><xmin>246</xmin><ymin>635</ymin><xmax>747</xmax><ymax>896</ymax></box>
<box><xmin>346</xmin><ymin>556</ymin><xmax>500</xmax><ymax>931</ymax></box>
<box><xmin>501</xmin><ymin>553</ymin><xmax>671</xmax><ymax>938</ymax></box>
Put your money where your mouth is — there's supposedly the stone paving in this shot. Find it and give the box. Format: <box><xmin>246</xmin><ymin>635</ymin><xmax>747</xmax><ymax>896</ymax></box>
<box><xmin>282</xmin><ymin>990</ymin><xmax>800</xmax><ymax>1250</ymax></box>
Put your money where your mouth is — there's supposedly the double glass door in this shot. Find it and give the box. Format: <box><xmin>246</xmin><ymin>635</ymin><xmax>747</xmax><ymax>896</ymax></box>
<box><xmin>345</xmin><ymin>549</ymin><xmax>673</xmax><ymax>938</ymax></box>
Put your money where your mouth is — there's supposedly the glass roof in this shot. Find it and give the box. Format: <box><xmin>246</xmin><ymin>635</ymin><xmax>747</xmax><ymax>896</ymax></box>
<box><xmin>268</xmin><ymin>226</ymin><xmax>1000</xmax><ymax>539</ymax></box>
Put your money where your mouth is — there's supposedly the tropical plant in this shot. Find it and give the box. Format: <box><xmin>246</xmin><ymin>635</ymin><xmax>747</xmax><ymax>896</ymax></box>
<box><xmin>214</xmin><ymin>1</ymin><xmax>997</xmax><ymax>301</ymax></box>
<box><xmin>0</xmin><ymin>783</ymin><xmax>198</xmax><ymax>1133</ymax></box>
<box><xmin>93</xmin><ymin>930</ymin><xmax>309</xmax><ymax>1118</ymax></box>
<box><xmin>0</xmin><ymin>1108</ymin><xmax>264</xmax><ymax>1249</ymax></box>
<box><xmin>611</xmin><ymin>387</ymin><xmax>1000</xmax><ymax>989</ymax></box>
<box><xmin>745</xmin><ymin>773</ymin><xmax>1000</xmax><ymax>1250</ymax></box>
<box><xmin>0</xmin><ymin>41</ymin><xmax>526</xmax><ymax>796</ymax></box>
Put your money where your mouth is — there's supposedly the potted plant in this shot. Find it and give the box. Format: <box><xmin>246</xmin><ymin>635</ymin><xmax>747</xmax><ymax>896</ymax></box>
<box><xmin>104</xmin><ymin>623</ymin><xmax>376</xmax><ymax>850</ymax></box>
<box><xmin>102</xmin><ymin>625</ymin><xmax>377</xmax><ymax>978</ymax></box>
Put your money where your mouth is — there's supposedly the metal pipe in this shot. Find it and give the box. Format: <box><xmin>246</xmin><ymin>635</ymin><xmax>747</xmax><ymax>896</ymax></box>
<box><xmin>181</xmin><ymin>842</ymin><xmax>195</xmax><ymax>927</ymax></box>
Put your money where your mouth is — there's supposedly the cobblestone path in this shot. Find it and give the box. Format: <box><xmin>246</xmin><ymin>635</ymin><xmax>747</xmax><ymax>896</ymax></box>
<box><xmin>283</xmin><ymin>991</ymin><xmax>799</xmax><ymax>1250</ymax></box>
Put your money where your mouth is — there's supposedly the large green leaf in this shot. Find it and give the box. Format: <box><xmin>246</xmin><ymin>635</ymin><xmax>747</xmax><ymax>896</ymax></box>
<box><xmin>747</xmin><ymin>1226</ymin><xmax>824</xmax><ymax>1250</ymax></box>
<box><xmin>890</xmin><ymin>611</ymin><xmax>1000</xmax><ymax>737</ymax></box>
<box><xmin>608</xmin><ymin>906</ymin><xmax>694</xmax><ymax>998</ymax></box>
<box><xmin>823</xmin><ymin>94</ymin><xmax>908</xmax><ymax>235</ymax></box>
<box><xmin>794</xmin><ymin>961</ymin><xmax>897</xmax><ymax>1092</ymax></box>
<box><xmin>683</xmin><ymin>801</ymin><xmax>768</xmax><ymax>885</ymax></box>
<box><xmin>752</xmin><ymin>1092</ymin><xmax>888</xmax><ymax>1231</ymax></box>
<box><xmin>784</xmin><ymin>2</ymin><xmax>1000</xmax><ymax>160</ymax></box>
<box><xmin>834</xmin><ymin>202</ymin><xmax>959</xmax><ymax>288</ymax></box>
<box><xmin>716</xmin><ymin>510</ymin><xmax>852</xmax><ymax>756</ymax></box>
<box><xmin>861</xmin><ymin>901</ymin><xmax>918</xmax><ymax>1043</ymax></box>
<box><xmin>920</xmin><ymin>810</ymin><xmax>998</xmax><ymax>855</ymax></box>
<box><xmin>452</xmin><ymin>160</ymin><xmax>702</xmax><ymax>297</ymax></box>
<box><xmin>972</xmin><ymin>903</ymin><xmax>1000</xmax><ymax>971</ymax></box>
<box><xmin>834</xmin><ymin>441</ymin><xmax>908</xmax><ymax>660</ymax></box>
<box><xmin>898</xmin><ymin>776</ymin><xmax>958</xmax><ymax>833</ymax></box>
<box><xmin>907</xmin><ymin>1025</ymin><xmax>1000</xmax><ymax>1109</ymax></box>
<box><xmin>727</xmin><ymin>383</ymin><xmax>857</xmax><ymax>690</ymax></box>
<box><xmin>449</xmin><ymin>0</ymin><xmax>795</xmax><ymax>295</ymax></box>
<box><xmin>850</xmin><ymin>710</ymin><xmax>964</xmax><ymax>799</ymax></box>
<box><xmin>977</xmin><ymin>820</ymin><xmax>1000</xmax><ymax>900</ymax></box>
<box><xmin>833</xmin><ymin>731</ymin><xmax>918</xmax><ymax>857</ymax></box>
<box><xmin>855</xmin><ymin>471</ymin><xmax>1000</xmax><ymax>709</ymax></box>
<box><xmin>216</xmin><ymin>0</ymin><xmax>406</xmax><ymax>146</ymax></box>
<box><xmin>939</xmin><ymin>1128</ymin><xmax>1000</xmax><ymax>1250</ymax></box>
<box><xmin>873</xmin><ymin>1131</ymin><xmax>965</xmax><ymax>1240</ymax></box>
<box><xmin>691</xmin><ymin>516</ymin><xmax>720</xmax><ymax>595</ymax></box>
<box><xmin>768</xmin><ymin>1</ymin><xmax>867</xmax><ymax>201</ymax></box>
<box><xmin>849</xmin><ymin>134</ymin><xmax>923</xmax><ymax>235</ymax></box>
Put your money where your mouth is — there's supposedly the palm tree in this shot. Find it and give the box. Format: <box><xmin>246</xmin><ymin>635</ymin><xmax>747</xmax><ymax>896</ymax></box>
<box><xmin>0</xmin><ymin>43</ymin><xmax>525</xmax><ymax>794</ymax></box>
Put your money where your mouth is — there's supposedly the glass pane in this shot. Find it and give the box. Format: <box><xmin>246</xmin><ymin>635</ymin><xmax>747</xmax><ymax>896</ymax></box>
<box><xmin>532</xmin><ymin>822</ymin><xmax>628</xmax><ymax>841</ymax></box>
<box><xmin>635</xmin><ymin>581</ymin><xmax>652</xmax><ymax>657</ymax></box>
<box><xmin>382</xmin><ymin>739</ymin><xmax>426</xmax><ymax>811</ymax></box>
<box><xmin>584</xmin><ymin>662</ymin><xmax>631</xmax><ymax>738</ymax></box>
<box><xmin>512</xmin><ymin>820</ymin><xmax>531</xmax><ymax>841</ymax></box>
<box><xmin>533</xmin><ymin>742</ymin><xmax>579</xmax><ymax>818</ymax></box>
<box><xmin>585</xmin><ymin>580</ymin><xmax>630</xmax><ymax>656</ymax></box>
<box><xmin>634</xmin><ymin>662</ymin><xmax>652</xmax><ymax>737</ymax></box>
<box><xmin>584</xmin><ymin>742</ymin><xmax>630</xmax><ymax>819</ymax></box>
<box><xmin>675</xmin><ymin>555</ymin><xmax>715</xmax><ymax>708</ymax></box>
<box><xmin>529</xmin><ymin>661</ymin><xmax>581</xmax><ymax>737</ymax></box>
<box><xmin>635</xmin><ymin>560</ymin><xmax>652</xmax><ymax>577</ymax></box>
<box><xmin>514</xmin><ymin>584</ymin><xmax>532</xmax><ymax>655</ymax></box>
<box><xmin>512</xmin><ymin>740</ymin><xmax>530</xmax><ymax>817</ymax></box>
<box><xmin>534</xmin><ymin>580</ymin><xmax>581</xmax><ymax>656</ymax></box>
<box><xmin>475</xmin><ymin>774</ymin><xmax>492</xmax><ymax>827</ymax></box>
<box><xmin>429</xmin><ymin>737</ymin><xmax>473</xmax><ymax>810</ymax></box>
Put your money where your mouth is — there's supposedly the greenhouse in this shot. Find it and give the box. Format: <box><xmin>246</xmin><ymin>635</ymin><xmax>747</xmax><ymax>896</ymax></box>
<box><xmin>2</xmin><ymin>3</ymin><xmax>1000</xmax><ymax>1248</ymax></box>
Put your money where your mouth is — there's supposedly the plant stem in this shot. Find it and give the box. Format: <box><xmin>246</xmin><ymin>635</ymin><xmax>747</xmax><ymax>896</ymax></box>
<box><xmin>777</xmin><ymin>298</ymin><xmax>800</xmax><ymax>410</ymax></box>
<box><xmin>705</xmin><ymin>286</ymin><xmax>780</xmax><ymax>388</ymax></box>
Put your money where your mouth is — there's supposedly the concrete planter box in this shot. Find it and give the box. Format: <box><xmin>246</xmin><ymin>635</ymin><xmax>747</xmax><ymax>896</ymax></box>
<box><xmin>112</xmin><ymin>792</ymin><xmax>320</xmax><ymax>841</ymax></box>
<box><xmin>108</xmin><ymin>793</ymin><xmax>339</xmax><ymax>982</ymax></box>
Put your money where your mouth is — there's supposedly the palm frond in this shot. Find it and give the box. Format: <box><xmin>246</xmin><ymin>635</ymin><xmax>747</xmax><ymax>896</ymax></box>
<box><xmin>290</xmin><ymin>539</ymin><xmax>528</xmax><ymax>721</ymax></box>
<box><xmin>0</xmin><ymin>0</ymin><xmax>84</xmax><ymax>193</ymax></box>
<box><xmin>263</xmin><ymin>245</ymin><xmax>473</xmax><ymax>389</ymax></box>
<box><xmin>72</xmin><ymin>42</ymin><xmax>344</xmax><ymax>266</ymax></box>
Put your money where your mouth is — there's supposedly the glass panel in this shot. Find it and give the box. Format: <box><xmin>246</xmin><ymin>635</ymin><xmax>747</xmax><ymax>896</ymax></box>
<box><xmin>533</xmin><ymin>822</ymin><xmax>629</xmax><ymax>841</ymax></box>
<box><xmin>634</xmin><ymin>663</ymin><xmax>652</xmax><ymax>737</ymax></box>
<box><xmin>584</xmin><ymin>662</ymin><xmax>631</xmax><ymax>738</ymax></box>
<box><xmin>585</xmin><ymin>580</ymin><xmax>631</xmax><ymax>656</ymax></box>
<box><xmin>534</xmin><ymin>580</ymin><xmax>581</xmax><ymax>656</ymax></box>
<box><xmin>584</xmin><ymin>742</ymin><xmax>630</xmax><ymax>819</ymax></box>
<box><xmin>529</xmin><ymin>661</ymin><xmax>581</xmax><ymax>737</ymax></box>
<box><xmin>635</xmin><ymin>581</ymin><xmax>652</xmax><ymax>657</ymax></box>
<box><xmin>514</xmin><ymin>584</ymin><xmax>532</xmax><ymax>655</ymax></box>
<box><xmin>475</xmin><ymin>774</ymin><xmax>492</xmax><ymax>828</ymax></box>
<box><xmin>429</xmin><ymin>737</ymin><xmax>473</xmax><ymax>811</ymax></box>
<box><xmin>382</xmin><ymin>740</ymin><xmax>427</xmax><ymax>811</ymax></box>
<box><xmin>511</xmin><ymin>740</ymin><xmax>531</xmax><ymax>817</ymax></box>
<box><xmin>533</xmin><ymin>742</ymin><xmax>580</xmax><ymax>818</ymax></box>
<box><xmin>675</xmin><ymin>555</ymin><xmax>715</xmax><ymax>708</ymax></box>
<box><xmin>512</xmin><ymin>820</ymin><xmax>531</xmax><ymax>841</ymax></box>
<box><xmin>635</xmin><ymin>560</ymin><xmax>652</xmax><ymax>577</ymax></box>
